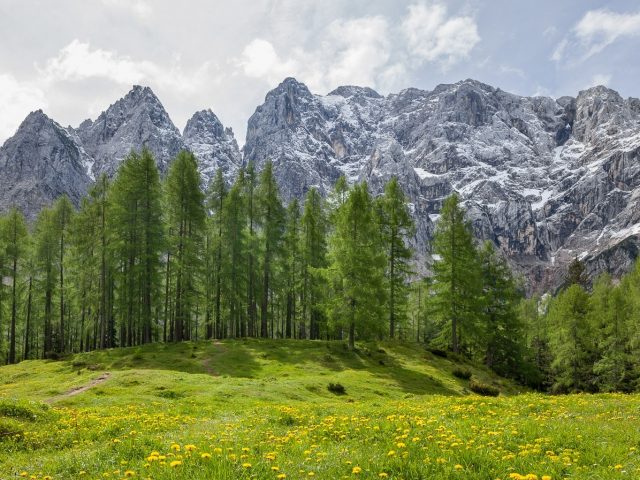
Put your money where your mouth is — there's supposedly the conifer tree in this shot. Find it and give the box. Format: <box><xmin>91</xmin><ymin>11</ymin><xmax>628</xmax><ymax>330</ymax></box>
<box><xmin>33</xmin><ymin>208</ymin><xmax>57</xmax><ymax>357</ymax></box>
<box><xmin>221</xmin><ymin>170</ymin><xmax>247</xmax><ymax>338</ymax></box>
<box><xmin>256</xmin><ymin>161</ymin><xmax>285</xmax><ymax>338</ymax></box>
<box><xmin>329</xmin><ymin>182</ymin><xmax>386</xmax><ymax>349</ymax></box>
<box><xmin>52</xmin><ymin>196</ymin><xmax>74</xmax><ymax>353</ymax></box>
<box><xmin>547</xmin><ymin>284</ymin><xmax>594</xmax><ymax>392</ymax></box>
<box><xmin>109</xmin><ymin>149</ymin><xmax>163</xmax><ymax>346</ymax></box>
<box><xmin>244</xmin><ymin>162</ymin><xmax>259</xmax><ymax>336</ymax></box>
<box><xmin>430</xmin><ymin>194</ymin><xmax>481</xmax><ymax>354</ymax></box>
<box><xmin>283</xmin><ymin>199</ymin><xmax>301</xmax><ymax>338</ymax></box>
<box><xmin>165</xmin><ymin>150</ymin><xmax>206</xmax><ymax>341</ymax></box>
<box><xmin>205</xmin><ymin>169</ymin><xmax>227</xmax><ymax>339</ymax></box>
<box><xmin>377</xmin><ymin>177</ymin><xmax>415</xmax><ymax>338</ymax></box>
<box><xmin>301</xmin><ymin>188</ymin><xmax>328</xmax><ymax>340</ymax></box>
<box><xmin>478</xmin><ymin>241</ymin><xmax>524</xmax><ymax>377</ymax></box>
<box><xmin>0</xmin><ymin>208</ymin><xmax>28</xmax><ymax>363</ymax></box>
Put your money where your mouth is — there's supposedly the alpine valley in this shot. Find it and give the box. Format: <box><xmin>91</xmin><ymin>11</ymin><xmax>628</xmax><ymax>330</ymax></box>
<box><xmin>2</xmin><ymin>78</ymin><xmax>640</xmax><ymax>291</ymax></box>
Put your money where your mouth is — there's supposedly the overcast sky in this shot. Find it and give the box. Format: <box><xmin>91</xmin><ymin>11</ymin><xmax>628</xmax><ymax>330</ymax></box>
<box><xmin>1</xmin><ymin>0</ymin><xmax>639</xmax><ymax>146</ymax></box>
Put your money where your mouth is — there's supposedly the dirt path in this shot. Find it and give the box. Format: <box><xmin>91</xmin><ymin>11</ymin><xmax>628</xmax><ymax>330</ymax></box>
<box><xmin>201</xmin><ymin>341</ymin><xmax>226</xmax><ymax>376</ymax></box>
<box><xmin>47</xmin><ymin>372</ymin><xmax>111</xmax><ymax>403</ymax></box>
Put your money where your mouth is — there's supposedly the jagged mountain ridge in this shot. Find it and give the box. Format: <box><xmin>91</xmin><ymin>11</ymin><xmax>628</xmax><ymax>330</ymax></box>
<box><xmin>244</xmin><ymin>78</ymin><xmax>640</xmax><ymax>289</ymax></box>
<box><xmin>1</xmin><ymin>79</ymin><xmax>640</xmax><ymax>290</ymax></box>
<box><xmin>0</xmin><ymin>85</ymin><xmax>242</xmax><ymax>220</ymax></box>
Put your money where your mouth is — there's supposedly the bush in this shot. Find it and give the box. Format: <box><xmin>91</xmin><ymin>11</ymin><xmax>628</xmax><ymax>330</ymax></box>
<box><xmin>469</xmin><ymin>380</ymin><xmax>500</xmax><ymax>397</ymax></box>
<box><xmin>0</xmin><ymin>418</ymin><xmax>24</xmax><ymax>441</ymax></box>
<box><xmin>0</xmin><ymin>400</ymin><xmax>47</xmax><ymax>421</ymax></box>
<box><xmin>327</xmin><ymin>382</ymin><xmax>346</xmax><ymax>395</ymax></box>
<box><xmin>429</xmin><ymin>348</ymin><xmax>448</xmax><ymax>358</ymax></box>
<box><xmin>452</xmin><ymin>368</ymin><xmax>472</xmax><ymax>380</ymax></box>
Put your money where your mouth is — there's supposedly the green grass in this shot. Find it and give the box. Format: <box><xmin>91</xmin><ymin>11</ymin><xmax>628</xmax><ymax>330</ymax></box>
<box><xmin>0</xmin><ymin>340</ymin><xmax>638</xmax><ymax>480</ymax></box>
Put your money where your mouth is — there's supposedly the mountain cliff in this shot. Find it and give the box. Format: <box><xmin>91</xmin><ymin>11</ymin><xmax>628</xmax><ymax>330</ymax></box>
<box><xmin>1</xmin><ymin>79</ymin><xmax>640</xmax><ymax>289</ymax></box>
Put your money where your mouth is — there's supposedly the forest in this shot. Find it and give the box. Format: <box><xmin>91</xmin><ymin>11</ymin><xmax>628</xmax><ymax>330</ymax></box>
<box><xmin>0</xmin><ymin>148</ymin><xmax>638</xmax><ymax>393</ymax></box>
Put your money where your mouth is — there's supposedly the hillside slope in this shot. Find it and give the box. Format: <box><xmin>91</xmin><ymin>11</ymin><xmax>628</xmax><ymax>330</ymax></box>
<box><xmin>0</xmin><ymin>341</ymin><xmax>638</xmax><ymax>480</ymax></box>
<box><xmin>0</xmin><ymin>339</ymin><xmax>522</xmax><ymax>406</ymax></box>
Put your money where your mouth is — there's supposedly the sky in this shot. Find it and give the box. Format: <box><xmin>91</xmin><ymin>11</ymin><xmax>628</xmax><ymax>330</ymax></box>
<box><xmin>1</xmin><ymin>0</ymin><xmax>639</xmax><ymax>146</ymax></box>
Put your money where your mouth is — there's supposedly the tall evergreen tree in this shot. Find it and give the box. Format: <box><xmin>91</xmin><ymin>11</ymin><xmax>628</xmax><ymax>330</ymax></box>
<box><xmin>283</xmin><ymin>199</ymin><xmax>301</xmax><ymax>338</ymax></box>
<box><xmin>377</xmin><ymin>177</ymin><xmax>415</xmax><ymax>338</ymax></box>
<box><xmin>244</xmin><ymin>162</ymin><xmax>259</xmax><ymax>337</ymax></box>
<box><xmin>548</xmin><ymin>284</ymin><xmax>594</xmax><ymax>392</ymax></box>
<box><xmin>165</xmin><ymin>150</ymin><xmax>206</xmax><ymax>342</ymax></box>
<box><xmin>478</xmin><ymin>241</ymin><xmax>525</xmax><ymax>377</ymax></box>
<box><xmin>301</xmin><ymin>188</ymin><xmax>328</xmax><ymax>340</ymax></box>
<box><xmin>430</xmin><ymin>194</ymin><xmax>481</xmax><ymax>354</ymax></box>
<box><xmin>52</xmin><ymin>196</ymin><xmax>74</xmax><ymax>353</ymax></box>
<box><xmin>1</xmin><ymin>209</ymin><xmax>28</xmax><ymax>363</ymax></box>
<box><xmin>205</xmin><ymin>169</ymin><xmax>227</xmax><ymax>339</ymax></box>
<box><xmin>329</xmin><ymin>182</ymin><xmax>386</xmax><ymax>349</ymax></box>
<box><xmin>110</xmin><ymin>149</ymin><xmax>164</xmax><ymax>346</ymax></box>
<box><xmin>221</xmin><ymin>170</ymin><xmax>247</xmax><ymax>338</ymax></box>
<box><xmin>256</xmin><ymin>161</ymin><xmax>285</xmax><ymax>338</ymax></box>
<box><xmin>33</xmin><ymin>208</ymin><xmax>57</xmax><ymax>357</ymax></box>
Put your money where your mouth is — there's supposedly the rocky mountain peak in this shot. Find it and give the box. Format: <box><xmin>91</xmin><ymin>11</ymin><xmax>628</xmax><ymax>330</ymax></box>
<box><xmin>76</xmin><ymin>85</ymin><xmax>184</xmax><ymax>176</ymax></box>
<box><xmin>328</xmin><ymin>85</ymin><xmax>382</xmax><ymax>99</ymax></box>
<box><xmin>183</xmin><ymin>109</ymin><xmax>225</xmax><ymax>142</ymax></box>
<box><xmin>183</xmin><ymin>109</ymin><xmax>242</xmax><ymax>186</ymax></box>
<box><xmin>0</xmin><ymin>109</ymin><xmax>91</xmax><ymax>219</ymax></box>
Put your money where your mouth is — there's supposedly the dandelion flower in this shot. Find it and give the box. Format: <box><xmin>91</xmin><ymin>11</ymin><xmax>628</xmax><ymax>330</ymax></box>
<box><xmin>352</xmin><ymin>466</ymin><xmax>362</xmax><ymax>474</ymax></box>
<box><xmin>201</xmin><ymin>452</ymin><xmax>212</xmax><ymax>460</ymax></box>
<box><xmin>169</xmin><ymin>460</ymin><xmax>182</xmax><ymax>468</ymax></box>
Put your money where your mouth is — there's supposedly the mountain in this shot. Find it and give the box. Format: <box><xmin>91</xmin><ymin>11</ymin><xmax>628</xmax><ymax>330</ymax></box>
<box><xmin>75</xmin><ymin>85</ymin><xmax>186</xmax><ymax>178</ymax></box>
<box><xmin>2</xmin><ymin>79</ymin><xmax>640</xmax><ymax>289</ymax></box>
<box><xmin>0</xmin><ymin>110</ymin><xmax>92</xmax><ymax>219</ymax></box>
<box><xmin>0</xmin><ymin>86</ymin><xmax>241</xmax><ymax>220</ymax></box>
<box><xmin>183</xmin><ymin>109</ymin><xmax>242</xmax><ymax>184</ymax></box>
<box><xmin>245</xmin><ymin>78</ymin><xmax>640</xmax><ymax>289</ymax></box>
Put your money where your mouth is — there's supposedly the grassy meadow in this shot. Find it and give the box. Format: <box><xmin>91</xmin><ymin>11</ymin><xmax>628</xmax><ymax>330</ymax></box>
<box><xmin>0</xmin><ymin>340</ymin><xmax>638</xmax><ymax>479</ymax></box>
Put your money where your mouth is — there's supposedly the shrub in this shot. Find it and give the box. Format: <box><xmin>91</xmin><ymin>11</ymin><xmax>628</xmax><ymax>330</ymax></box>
<box><xmin>452</xmin><ymin>368</ymin><xmax>472</xmax><ymax>380</ymax></box>
<box><xmin>469</xmin><ymin>380</ymin><xmax>500</xmax><ymax>397</ymax></box>
<box><xmin>0</xmin><ymin>418</ymin><xmax>24</xmax><ymax>441</ymax></box>
<box><xmin>429</xmin><ymin>348</ymin><xmax>448</xmax><ymax>358</ymax></box>
<box><xmin>327</xmin><ymin>382</ymin><xmax>346</xmax><ymax>395</ymax></box>
<box><xmin>0</xmin><ymin>400</ymin><xmax>47</xmax><ymax>421</ymax></box>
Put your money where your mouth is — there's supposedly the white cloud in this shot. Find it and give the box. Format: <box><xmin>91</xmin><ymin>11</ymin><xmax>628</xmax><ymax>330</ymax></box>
<box><xmin>574</xmin><ymin>9</ymin><xmax>640</xmax><ymax>58</ymax></box>
<box><xmin>39</xmin><ymin>40</ymin><xmax>215</xmax><ymax>94</ymax></box>
<box><xmin>402</xmin><ymin>2</ymin><xmax>480</xmax><ymax>69</ymax></box>
<box><xmin>237</xmin><ymin>3</ymin><xmax>480</xmax><ymax>94</ymax></box>
<box><xmin>553</xmin><ymin>9</ymin><xmax>640</xmax><ymax>63</ymax></box>
<box><xmin>550</xmin><ymin>38</ymin><xmax>568</xmax><ymax>62</ymax></box>
<box><xmin>499</xmin><ymin>65</ymin><xmax>525</xmax><ymax>78</ymax></box>
<box><xmin>101</xmin><ymin>0</ymin><xmax>151</xmax><ymax>18</ymax></box>
<box><xmin>0</xmin><ymin>74</ymin><xmax>47</xmax><ymax>142</ymax></box>
<box><xmin>587</xmin><ymin>73</ymin><xmax>612</xmax><ymax>88</ymax></box>
<box><xmin>237</xmin><ymin>16</ymin><xmax>393</xmax><ymax>93</ymax></box>
<box><xmin>237</xmin><ymin>38</ymin><xmax>297</xmax><ymax>84</ymax></box>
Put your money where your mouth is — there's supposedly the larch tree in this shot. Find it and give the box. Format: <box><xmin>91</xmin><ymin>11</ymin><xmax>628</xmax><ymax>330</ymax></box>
<box><xmin>430</xmin><ymin>193</ymin><xmax>482</xmax><ymax>354</ymax></box>
<box><xmin>1</xmin><ymin>208</ymin><xmax>28</xmax><ymax>364</ymax></box>
<box><xmin>377</xmin><ymin>177</ymin><xmax>415</xmax><ymax>339</ymax></box>
<box><xmin>256</xmin><ymin>161</ymin><xmax>285</xmax><ymax>338</ymax></box>
<box><xmin>165</xmin><ymin>150</ymin><xmax>206</xmax><ymax>342</ymax></box>
<box><xmin>301</xmin><ymin>188</ymin><xmax>328</xmax><ymax>340</ymax></box>
<box><xmin>329</xmin><ymin>182</ymin><xmax>386</xmax><ymax>350</ymax></box>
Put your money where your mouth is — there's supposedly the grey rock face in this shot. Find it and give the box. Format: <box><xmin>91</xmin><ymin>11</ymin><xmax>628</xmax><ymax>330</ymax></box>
<box><xmin>183</xmin><ymin>109</ymin><xmax>242</xmax><ymax>186</ymax></box>
<box><xmin>3</xmin><ymin>79</ymin><xmax>640</xmax><ymax>291</ymax></box>
<box><xmin>0</xmin><ymin>110</ymin><xmax>92</xmax><ymax>219</ymax></box>
<box><xmin>0</xmin><ymin>86</ymin><xmax>240</xmax><ymax>220</ymax></box>
<box><xmin>76</xmin><ymin>85</ymin><xmax>185</xmax><ymax>178</ymax></box>
<box><xmin>244</xmin><ymin>78</ymin><xmax>640</xmax><ymax>291</ymax></box>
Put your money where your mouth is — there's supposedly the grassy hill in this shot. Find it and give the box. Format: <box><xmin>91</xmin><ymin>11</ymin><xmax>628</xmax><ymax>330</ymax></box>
<box><xmin>0</xmin><ymin>340</ymin><xmax>638</xmax><ymax>479</ymax></box>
